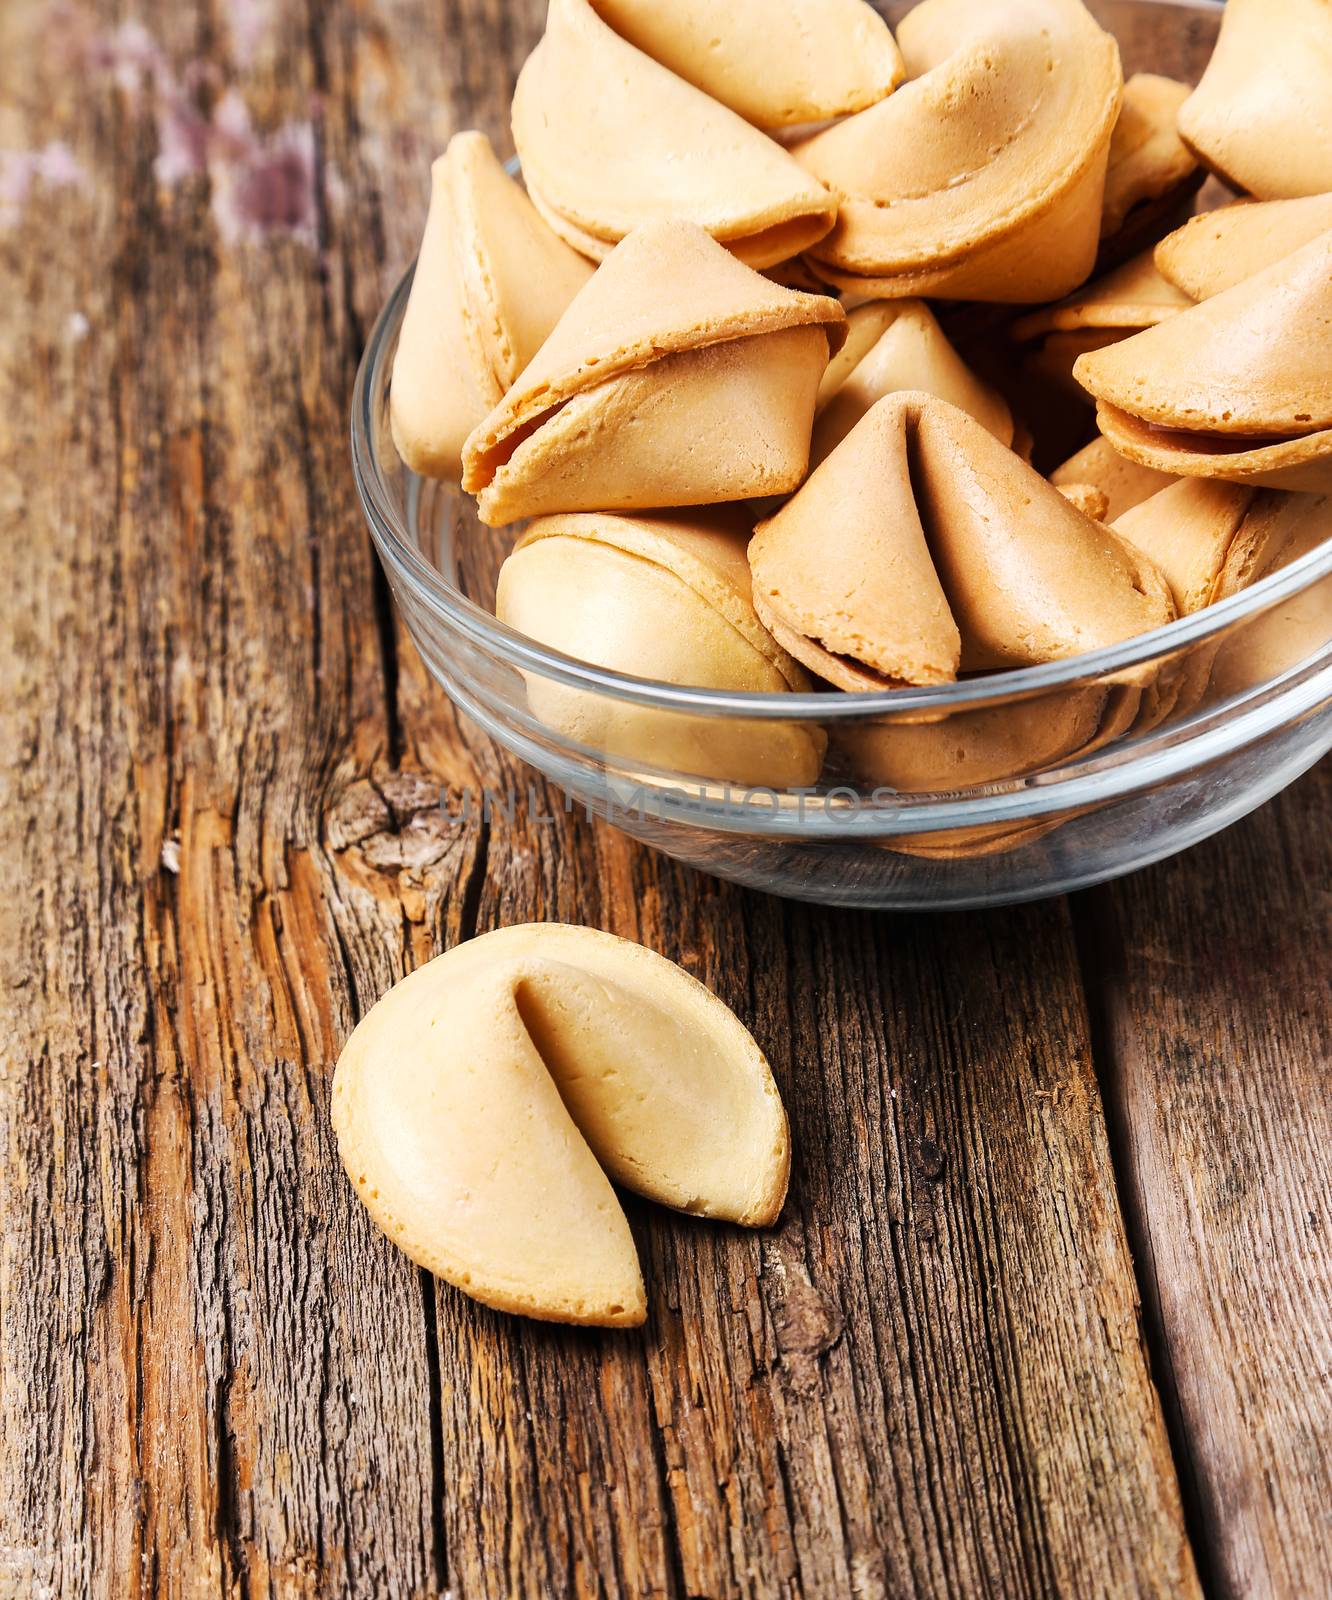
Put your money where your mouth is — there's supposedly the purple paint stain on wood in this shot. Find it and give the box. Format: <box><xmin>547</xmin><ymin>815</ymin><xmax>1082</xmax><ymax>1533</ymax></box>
<box><xmin>0</xmin><ymin>143</ymin><xmax>87</xmax><ymax>227</ymax></box>
<box><xmin>208</xmin><ymin>91</ymin><xmax>317</xmax><ymax>248</ymax></box>
<box><xmin>73</xmin><ymin>14</ymin><xmax>317</xmax><ymax>248</ymax></box>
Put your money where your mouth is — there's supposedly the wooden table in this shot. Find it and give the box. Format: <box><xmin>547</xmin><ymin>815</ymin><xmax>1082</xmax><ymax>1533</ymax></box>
<box><xmin>3</xmin><ymin>2</ymin><xmax>1330</xmax><ymax>1596</ymax></box>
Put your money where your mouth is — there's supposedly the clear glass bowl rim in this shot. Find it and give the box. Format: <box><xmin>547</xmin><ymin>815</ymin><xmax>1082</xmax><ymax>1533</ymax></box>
<box><xmin>350</xmin><ymin>114</ymin><xmax>1332</xmax><ymax>725</ymax></box>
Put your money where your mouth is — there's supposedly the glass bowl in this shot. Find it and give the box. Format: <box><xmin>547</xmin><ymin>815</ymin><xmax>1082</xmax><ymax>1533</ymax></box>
<box><xmin>350</xmin><ymin>0</ymin><xmax>1332</xmax><ymax>910</ymax></box>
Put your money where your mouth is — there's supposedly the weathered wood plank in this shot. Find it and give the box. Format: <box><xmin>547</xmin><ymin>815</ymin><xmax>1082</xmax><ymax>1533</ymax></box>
<box><xmin>1</xmin><ymin>0</ymin><xmax>468</xmax><ymax>1592</ymax></box>
<box><xmin>1</xmin><ymin>0</ymin><xmax>1210</xmax><ymax>1595</ymax></box>
<box><xmin>1078</xmin><ymin>762</ymin><xmax>1332</xmax><ymax>1600</ymax></box>
<box><xmin>424</xmin><ymin>825</ymin><xmax>1201</xmax><ymax>1598</ymax></box>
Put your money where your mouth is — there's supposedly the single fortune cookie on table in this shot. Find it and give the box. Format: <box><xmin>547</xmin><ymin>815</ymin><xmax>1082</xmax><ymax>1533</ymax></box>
<box><xmin>746</xmin><ymin>392</ymin><xmax>1175</xmax><ymax>694</ymax></box>
<box><xmin>790</xmin><ymin>0</ymin><xmax>1123</xmax><ymax>303</ymax></box>
<box><xmin>588</xmin><ymin>0</ymin><xmax>904</xmax><ymax>128</ymax></box>
<box><xmin>332</xmin><ymin>923</ymin><xmax>791</xmax><ymax>1328</ymax></box>
<box><xmin>812</xmin><ymin>299</ymin><xmax>1013</xmax><ymax>468</ymax></box>
<box><xmin>1154</xmin><ymin>195</ymin><xmax>1332</xmax><ymax>301</ymax></box>
<box><xmin>1177</xmin><ymin>0</ymin><xmax>1332</xmax><ymax>200</ymax></box>
<box><xmin>510</xmin><ymin>0</ymin><xmax>837</xmax><ymax>268</ymax></box>
<box><xmin>389</xmin><ymin>131</ymin><xmax>594</xmax><ymax>479</ymax></box>
<box><xmin>1074</xmin><ymin>229</ymin><xmax>1332</xmax><ymax>494</ymax></box>
<box><xmin>461</xmin><ymin>221</ymin><xmax>845</xmax><ymax>526</ymax></box>
<box><xmin>495</xmin><ymin>509</ymin><xmax>826</xmax><ymax>788</ymax></box>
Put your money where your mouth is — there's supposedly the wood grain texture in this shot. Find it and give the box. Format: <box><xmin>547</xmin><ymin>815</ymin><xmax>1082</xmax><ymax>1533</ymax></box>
<box><xmin>1078</xmin><ymin>761</ymin><xmax>1332</xmax><ymax>1600</ymax></box>
<box><xmin>423</xmin><ymin>842</ymin><xmax>1202</xmax><ymax>1599</ymax></box>
<box><xmin>0</xmin><ymin>0</ymin><xmax>1317</xmax><ymax>1596</ymax></box>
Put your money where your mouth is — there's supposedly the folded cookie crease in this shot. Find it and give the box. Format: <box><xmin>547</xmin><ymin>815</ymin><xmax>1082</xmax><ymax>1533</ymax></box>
<box><xmin>462</xmin><ymin>221</ymin><xmax>845</xmax><ymax>524</ymax></box>
<box><xmin>791</xmin><ymin>0</ymin><xmax>1123</xmax><ymax>302</ymax></box>
<box><xmin>512</xmin><ymin>0</ymin><xmax>837</xmax><ymax>269</ymax></box>
<box><xmin>589</xmin><ymin>0</ymin><xmax>904</xmax><ymax>127</ymax></box>
<box><xmin>390</xmin><ymin>132</ymin><xmax>595</xmax><ymax>479</ymax></box>
<box><xmin>332</xmin><ymin>924</ymin><xmax>791</xmax><ymax>1326</ymax></box>
<box><xmin>747</xmin><ymin>393</ymin><xmax>1175</xmax><ymax>694</ymax></box>
<box><xmin>1075</xmin><ymin>230</ymin><xmax>1332</xmax><ymax>492</ymax></box>
<box><xmin>496</xmin><ymin>510</ymin><xmax>826</xmax><ymax>787</ymax></box>
<box><xmin>1177</xmin><ymin>0</ymin><xmax>1332</xmax><ymax>200</ymax></box>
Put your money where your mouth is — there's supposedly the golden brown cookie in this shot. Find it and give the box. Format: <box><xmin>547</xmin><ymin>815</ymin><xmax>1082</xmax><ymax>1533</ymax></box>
<box><xmin>389</xmin><ymin>132</ymin><xmax>594</xmax><ymax>478</ymax></box>
<box><xmin>1154</xmin><ymin>195</ymin><xmax>1332</xmax><ymax>300</ymax></box>
<box><xmin>1051</xmin><ymin>436</ymin><xmax>1178</xmax><ymax>520</ymax></box>
<box><xmin>496</xmin><ymin>510</ymin><xmax>826</xmax><ymax>787</ymax></box>
<box><xmin>813</xmin><ymin>300</ymin><xmax>1013</xmax><ymax>467</ymax></box>
<box><xmin>791</xmin><ymin>0</ymin><xmax>1123</xmax><ymax>302</ymax></box>
<box><xmin>1117</xmin><ymin>484</ymin><xmax>1332</xmax><ymax>714</ymax></box>
<box><xmin>1075</xmin><ymin>230</ymin><xmax>1332</xmax><ymax>492</ymax></box>
<box><xmin>1011</xmin><ymin>250</ymin><xmax>1193</xmax><ymax>340</ymax></box>
<box><xmin>1178</xmin><ymin>0</ymin><xmax>1332</xmax><ymax>200</ymax></box>
<box><xmin>1113</xmin><ymin>478</ymin><xmax>1264</xmax><ymax>615</ymax></box>
<box><xmin>512</xmin><ymin>0</ymin><xmax>836</xmax><ymax>269</ymax></box>
<box><xmin>1100</xmin><ymin>73</ymin><xmax>1200</xmax><ymax>241</ymax></box>
<box><xmin>462</xmin><ymin>221</ymin><xmax>845</xmax><ymax>524</ymax></box>
<box><xmin>1209</xmin><ymin>494</ymin><xmax>1332</xmax><ymax>698</ymax></box>
<box><xmin>747</xmin><ymin>393</ymin><xmax>1175</xmax><ymax>692</ymax></box>
<box><xmin>333</xmin><ymin>923</ymin><xmax>791</xmax><ymax>1325</ymax></box>
<box><xmin>589</xmin><ymin>0</ymin><xmax>903</xmax><ymax>127</ymax></box>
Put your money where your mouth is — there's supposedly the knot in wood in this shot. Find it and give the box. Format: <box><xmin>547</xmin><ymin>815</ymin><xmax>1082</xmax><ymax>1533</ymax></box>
<box><xmin>775</xmin><ymin>1279</ymin><xmax>844</xmax><ymax>1359</ymax></box>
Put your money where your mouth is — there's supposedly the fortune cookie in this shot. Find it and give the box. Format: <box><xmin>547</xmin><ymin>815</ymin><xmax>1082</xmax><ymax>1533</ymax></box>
<box><xmin>791</xmin><ymin>0</ymin><xmax>1123</xmax><ymax>303</ymax></box>
<box><xmin>1114</xmin><ymin>481</ymin><xmax>1332</xmax><ymax>717</ymax></box>
<box><xmin>1051</xmin><ymin>435</ymin><xmax>1177</xmax><ymax>521</ymax></box>
<box><xmin>1100</xmin><ymin>74</ymin><xmax>1201</xmax><ymax>243</ymax></box>
<box><xmin>812</xmin><ymin>300</ymin><xmax>1013</xmax><ymax>467</ymax></box>
<box><xmin>511</xmin><ymin>0</ymin><xmax>836</xmax><ymax>269</ymax></box>
<box><xmin>1177</xmin><ymin>0</ymin><xmax>1332</xmax><ymax>201</ymax></box>
<box><xmin>1012</xmin><ymin>251</ymin><xmax>1192</xmax><ymax>395</ymax></box>
<box><xmin>839</xmin><ymin>684</ymin><xmax>1139</xmax><ymax>794</ymax></box>
<box><xmin>1076</xmin><ymin>230</ymin><xmax>1332</xmax><ymax>493</ymax></box>
<box><xmin>1056</xmin><ymin>483</ymin><xmax>1111</xmax><ymax>521</ymax></box>
<box><xmin>461</xmin><ymin>222</ymin><xmax>844</xmax><ymax>525</ymax></box>
<box><xmin>1012</xmin><ymin>251</ymin><xmax>1192</xmax><ymax>340</ymax></box>
<box><xmin>589</xmin><ymin>0</ymin><xmax>903</xmax><ymax>128</ymax></box>
<box><xmin>845</xmin><ymin>683</ymin><xmax>1142</xmax><ymax>861</ymax></box>
<box><xmin>495</xmin><ymin>510</ymin><xmax>826</xmax><ymax>787</ymax></box>
<box><xmin>1210</xmin><ymin>493</ymin><xmax>1332</xmax><ymax>699</ymax></box>
<box><xmin>390</xmin><ymin>132</ymin><xmax>594</xmax><ymax>479</ymax></box>
<box><xmin>1112</xmin><ymin>479</ymin><xmax>1269</xmax><ymax>615</ymax></box>
<box><xmin>332</xmin><ymin>923</ymin><xmax>790</xmax><ymax>1326</ymax></box>
<box><xmin>747</xmin><ymin>393</ymin><xmax>1175</xmax><ymax>693</ymax></box>
<box><xmin>1155</xmin><ymin>195</ymin><xmax>1332</xmax><ymax>301</ymax></box>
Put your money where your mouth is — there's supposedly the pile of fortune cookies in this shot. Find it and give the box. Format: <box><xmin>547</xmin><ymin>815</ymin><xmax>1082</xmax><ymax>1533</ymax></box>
<box><xmin>386</xmin><ymin>0</ymin><xmax>1332</xmax><ymax>823</ymax></box>
<box><xmin>338</xmin><ymin>0</ymin><xmax>1332</xmax><ymax>1331</ymax></box>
